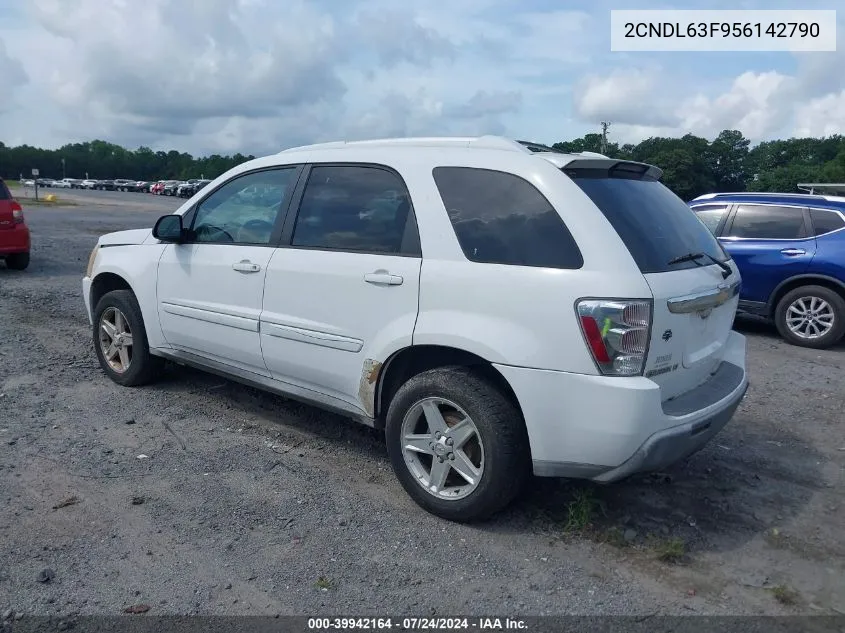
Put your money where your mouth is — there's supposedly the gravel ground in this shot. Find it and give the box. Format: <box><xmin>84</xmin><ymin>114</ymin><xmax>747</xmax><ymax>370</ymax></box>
<box><xmin>1</xmin><ymin>189</ymin><xmax>843</xmax><ymax>618</ymax></box>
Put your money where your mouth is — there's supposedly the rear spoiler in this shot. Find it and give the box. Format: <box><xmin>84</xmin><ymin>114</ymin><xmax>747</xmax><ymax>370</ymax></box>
<box><xmin>562</xmin><ymin>158</ymin><xmax>663</xmax><ymax>181</ymax></box>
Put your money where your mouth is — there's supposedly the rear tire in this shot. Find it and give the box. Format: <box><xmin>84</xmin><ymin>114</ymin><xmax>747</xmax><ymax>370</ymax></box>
<box><xmin>385</xmin><ymin>366</ymin><xmax>530</xmax><ymax>522</ymax></box>
<box><xmin>774</xmin><ymin>285</ymin><xmax>845</xmax><ymax>349</ymax></box>
<box><xmin>5</xmin><ymin>252</ymin><xmax>30</xmax><ymax>270</ymax></box>
<box><xmin>93</xmin><ymin>289</ymin><xmax>164</xmax><ymax>386</ymax></box>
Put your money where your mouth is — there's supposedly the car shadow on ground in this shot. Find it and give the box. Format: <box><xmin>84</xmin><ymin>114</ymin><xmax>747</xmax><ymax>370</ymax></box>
<box><xmin>494</xmin><ymin>418</ymin><xmax>825</xmax><ymax>557</ymax></box>
<box><xmin>149</xmin><ymin>355</ymin><xmax>827</xmax><ymax>565</ymax></box>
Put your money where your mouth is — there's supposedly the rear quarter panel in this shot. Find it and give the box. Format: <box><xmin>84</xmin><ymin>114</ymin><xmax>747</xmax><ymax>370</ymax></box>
<box><xmin>810</xmin><ymin>230</ymin><xmax>845</xmax><ymax>283</ymax></box>
<box><xmin>398</xmin><ymin>151</ymin><xmax>653</xmax><ymax>373</ymax></box>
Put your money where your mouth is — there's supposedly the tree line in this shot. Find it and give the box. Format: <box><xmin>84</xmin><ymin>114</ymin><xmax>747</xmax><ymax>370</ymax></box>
<box><xmin>2</xmin><ymin>131</ymin><xmax>845</xmax><ymax>200</ymax></box>
<box><xmin>0</xmin><ymin>140</ymin><xmax>255</xmax><ymax>184</ymax></box>
<box><xmin>554</xmin><ymin>130</ymin><xmax>845</xmax><ymax>200</ymax></box>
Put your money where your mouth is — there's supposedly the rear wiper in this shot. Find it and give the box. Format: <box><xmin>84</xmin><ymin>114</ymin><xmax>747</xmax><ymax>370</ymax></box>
<box><xmin>668</xmin><ymin>252</ymin><xmax>731</xmax><ymax>279</ymax></box>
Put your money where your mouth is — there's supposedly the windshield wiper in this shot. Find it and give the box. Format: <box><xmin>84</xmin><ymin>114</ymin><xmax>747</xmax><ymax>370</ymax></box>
<box><xmin>668</xmin><ymin>252</ymin><xmax>731</xmax><ymax>279</ymax></box>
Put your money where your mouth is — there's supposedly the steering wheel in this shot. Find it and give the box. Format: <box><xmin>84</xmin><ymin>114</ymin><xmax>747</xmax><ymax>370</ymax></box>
<box><xmin>194</xmin><ymin>224</ymin><xmax>234</xmax><ymax>243</ymax></box>
<box><xmin>238</xmin><ymin>219</ymin><xmax>274</xmax><ymax>242</ymax></box>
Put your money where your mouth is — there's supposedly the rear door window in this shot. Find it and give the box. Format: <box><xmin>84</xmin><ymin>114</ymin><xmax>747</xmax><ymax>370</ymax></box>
<box><xmin>291</xmin><ymin>165</ymin><xmax>417</xmax><ymax>254</ymax></box>
<box><xmin>690</xmin><ymin>204</ymin><xmax>729</xmax><ymax>235</ymax></box>
<box><xmin>432</xmin><ymin>166</ymin><xmax>583</xmax><ymax>269</ymax></box>
<box><xmin>726</xmin><ymin>204</ymin><xmax>808</xmax><ymax>239</ymax></box>
<box><xmin>0</xmin><ymin>181</ymin><xmax>10</xmax><ymax>200</ymax></box>
<box><xmin>566</xmin><ymin>169</ymin><xmax>728</xmax><ymax>274</ymax></box>
<box><xmin>809</xmin><ymin>208</ymin><xmax>845</xmax><ymax>236</ymax></box>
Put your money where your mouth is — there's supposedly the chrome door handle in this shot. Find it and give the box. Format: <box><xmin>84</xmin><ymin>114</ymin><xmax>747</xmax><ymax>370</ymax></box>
<box><xmin>364</xmin><ymin>271</ymin><xmax>403</xmax><ymax>286</ymax></box>
<box><xmin>232</xmin><ymin>260</ymin><xmax>261</xmax><ymax>273</ymax></box>
<box><xmin>780</xmin><ymin>248</ymin><xmax>806</xmax><ymax>256</ymax></box>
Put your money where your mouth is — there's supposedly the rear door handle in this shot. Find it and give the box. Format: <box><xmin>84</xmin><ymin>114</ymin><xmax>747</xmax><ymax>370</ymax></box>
<box><xmin>780</xmin><ymin>248</ymin><xmax>806</xmax><ymax>256</ymax></box>
<box><xmin>232</xmin><ymin>260</ymin><xmax>261</xmax><ymax>273</ymax></box>
<box><xmin>364</xmin><ymin>271</ymin><xmax>403</xmax><ymax>286</ymax></box>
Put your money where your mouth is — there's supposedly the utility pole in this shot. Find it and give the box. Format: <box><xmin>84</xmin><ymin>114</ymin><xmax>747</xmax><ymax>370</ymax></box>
<box><xmin>600</xmin><ymin>121</ymin><xmax>611</xmax><ymax>155</ymax></box>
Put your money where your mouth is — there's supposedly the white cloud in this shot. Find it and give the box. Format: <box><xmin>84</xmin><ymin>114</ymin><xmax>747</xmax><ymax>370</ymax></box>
<box><xmin>679</xmin><ymin>71</ymin><xmax>794</xmax><ymax>140</ymax></box>
<box><xmin>2</xmin><ymin>0</ymin><xmax>845</xmax><ymax>155</ymax></box>
<box><xmin>794</xmin><ymin>90</ymin><xmax>845</xmax><ymax>137</ymax></box>
<box><xmin>575</xmin><ymin>68</ymin><xmax>678</xmax><ymax>127</ymax></box>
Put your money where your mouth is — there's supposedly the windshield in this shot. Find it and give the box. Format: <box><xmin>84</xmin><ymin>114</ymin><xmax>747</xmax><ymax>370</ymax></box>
<box><xmin>566</xmin><ymin>168</ymin><xmax>729</xmax><ymax>274</ymax></box>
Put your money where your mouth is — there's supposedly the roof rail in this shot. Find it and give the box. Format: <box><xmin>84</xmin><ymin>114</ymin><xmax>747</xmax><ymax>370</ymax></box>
<box><xmin>797</xmin><ymin>183</ymin><xmax>845</xmax><ymax>195</ymax></box>
<box><xmin>692</xmin><ymin>191</ymin><xmax>827</xmax><ymax>200</ymax></box>
<box><xmin>279</xmin><ymin>135</ymin><xmax>533</xmax><ymax>154</ymax></box>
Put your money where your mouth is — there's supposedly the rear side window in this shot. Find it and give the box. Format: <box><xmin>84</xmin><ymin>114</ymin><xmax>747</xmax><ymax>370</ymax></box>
<box><xmin>0</xmin><ymin>181</ymin><xmax>9</xmax><ymax>200</ymax></box>
<box><xmin>691</xmin><ymin>204</ymin><xmax>729</xmax><ymax>235</ymax></box>
<box><xmin>727</xmin><ymin>204</ymin><xmax>807</xmax><ymax>239</ymax></box>
<box><xmin>568</xmin><ymin>170</ymin><xmax>728</xmax><ymax>274</ymax></box>
<box><xmin>432</xmin><ymin>167</ymin><xmax>583</xmax><ymax>269</ymax></box>
<box><xmin>810</xmin><ymin>208</ymin><xmax>845</xmax><ymax>236</ymax></box>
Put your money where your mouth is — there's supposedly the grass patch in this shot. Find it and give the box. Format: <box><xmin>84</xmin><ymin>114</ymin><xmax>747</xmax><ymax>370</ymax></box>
<box><xmin>564</xmin><ymin>488</ymin><xmax>602</xmax><ymax>534</ymax></box>
<box><xmin>315</xmin><ymin>576</ymin><xmax>334</xmax><ymax>591</ymax></box>
<box><xmin>652</xmin><ymin>537</ymin><xmax>686</xmax><ymax>564</ymax></box>
<box><xmin>770</xmin><ymin>584</ymin><xmax>800</xmax><ymax>605</ymax></box>
<box><xmin>17</xmin><ymin>197</ymin><xmax>77</xmax><ymax>207</ymax></box>
<box><xmin>597</xmin><ymin>526</ymin><xmax>629</xmax><ymax>548</ymax></box>
<box><xmin>5</xmin><ymin>180</ymin><xmax>20</xmax><ymax>188</ymax></box>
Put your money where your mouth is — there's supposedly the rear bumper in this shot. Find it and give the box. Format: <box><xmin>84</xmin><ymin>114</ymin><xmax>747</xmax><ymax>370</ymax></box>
<box><xmin>591</xmin><ymin>377</ymin><xmax>747</xmax><ymax>482</ymax></box>
<box><xmin>495</xmin><ymin>330</ymin><xmax>748</xmax><ymax>481</ymax></box>
<box><xmin>0</xmin><ymin>225</ymin><xmax>30</xmax><ymax>255</ymax></box>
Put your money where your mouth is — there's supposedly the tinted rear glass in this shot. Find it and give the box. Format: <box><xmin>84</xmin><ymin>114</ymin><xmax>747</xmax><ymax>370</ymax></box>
<box><xmin>567</xmin><ymin>170</ymin><xmax>728</xmax><ymax>274</ymax></box>
<box><xmin>432</xmin><ymin>166</ymin><xmax>583</xmax><ymax>269</ymax></box>
<box><xmin>0</xmin><ymin>180</ymin><xmax>9</xmax><ymax>200</ymax></box>
<box><xmin>810</xmin><ymin>208</ymin><xmax>845</xmax><ymax>236</ymax></box>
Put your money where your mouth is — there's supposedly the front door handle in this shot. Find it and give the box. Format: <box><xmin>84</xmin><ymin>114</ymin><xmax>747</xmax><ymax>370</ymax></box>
<box><xmin>232</xmin><ymin>260</ymin><xmax>261</xmax><ymax>273</ymax></box>
<box><xmin>364</xmin><ymin>271</ymin><xmax>403</xmax><ymax>286</ymax></box>
<box><xmin>780</xmin><ymin>248</ymin><xmax>806</xmax><ymax>256</ymax></box>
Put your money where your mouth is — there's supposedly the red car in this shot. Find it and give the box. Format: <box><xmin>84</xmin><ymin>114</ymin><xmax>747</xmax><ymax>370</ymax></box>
<box><xmin>0</xmin><ymin>178</ymin><xmax>30</xmax><ymax>270</ymax></box>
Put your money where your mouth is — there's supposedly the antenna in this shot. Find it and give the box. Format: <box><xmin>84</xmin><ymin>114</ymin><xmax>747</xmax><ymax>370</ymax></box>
<box><xmin>600</xmin><ymin>121</ymin><xmax>611</xmax><ymax>155</ymax></box>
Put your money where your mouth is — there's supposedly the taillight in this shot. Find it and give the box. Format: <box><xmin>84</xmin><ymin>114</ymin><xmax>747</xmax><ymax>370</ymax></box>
<box><xmin>11</xmin><ymin>201</ymin><xmax>23</xmax><ymax>223</ymax></box>
<box><xmin>577</xmin><ymin>299</ymin><xmax>652</xmax><ymax>376</ymax></box>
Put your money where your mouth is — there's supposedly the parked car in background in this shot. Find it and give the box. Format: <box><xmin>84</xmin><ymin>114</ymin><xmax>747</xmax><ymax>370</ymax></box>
<box><xmin>176</xmin><ymin>179</ymin><xmax>201</xmax><ymax>197</ymax></box>
<box><xmin>21</xmin><ymin>179</ymin><xmax>35</xmax><ymax>187</ymax></box>
<box><xmin>36</xmin><ymin>178</ymin><xmax>56</xmax><ymax>188</ymax></box>
<box><xmin>95</xmin><ymin>180</ymin><xmax>116</xmax><ymax>191</ymax></box>
<box><xmin>162</xmin><ymin>181</ymin><xmax>182</xmax><ymax>196</ymax></box>
<box><xmin>689</xmin><ymin>192</ymin><xmax>845</xmax><ymax>349</ymax></box>
<box><xmin>81</xmin><ymin>179</ymin><xmax>99</xmax><ymax>189</ymax></box>
<box><xmin>135</xmin><ymin>181</ymin><xmax>150</xmax><ymax>192</ymax></box>
<box><xmin>113</xmin><ymin>179</ymin><xmax>137</xmax><ymax>192</ymax></box>
<box><xmin>0</xmin><ymin>177</ymin><xmax>30</xmax><ymax>270</ymax></box>
<box><xmin>82</xmin><ymin>135</ymin><xmax>748</xmax><ymax>521</ymax></box>
<box><xmin>177</xmin><ymin>179</ymin><xmax>211</xmax><ymax>198</ymax></box>
<box><xmin>55</xmin><ymin>178</ymin><xmax>82</xmax><ymax>188</ymax></box>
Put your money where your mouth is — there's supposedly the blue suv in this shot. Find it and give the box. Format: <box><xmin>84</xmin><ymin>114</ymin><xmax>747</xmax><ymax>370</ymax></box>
<box><xmin>688</xmin><ymin>192</ymin><xmax>845</xmax><ymax>349</ymax></box>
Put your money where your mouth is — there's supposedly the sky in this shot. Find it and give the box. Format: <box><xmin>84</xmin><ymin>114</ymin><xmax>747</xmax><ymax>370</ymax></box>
<box><xmin>0</xmin><ymin>0</ymin><xmax>843</xmax><ymax>158</ymax></box>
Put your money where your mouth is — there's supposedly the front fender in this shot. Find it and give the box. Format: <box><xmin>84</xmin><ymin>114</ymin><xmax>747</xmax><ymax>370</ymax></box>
<box><xmin>90</xmin><ymin>244</ymin><xmax>168</xmax><ymax>348</ymax></box>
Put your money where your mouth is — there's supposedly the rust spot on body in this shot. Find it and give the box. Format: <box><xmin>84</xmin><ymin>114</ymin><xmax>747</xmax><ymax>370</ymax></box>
<box><xmin>358</xmin><ymin>358</ymin><xmax>383</xmax><ymax>418</ymax></box>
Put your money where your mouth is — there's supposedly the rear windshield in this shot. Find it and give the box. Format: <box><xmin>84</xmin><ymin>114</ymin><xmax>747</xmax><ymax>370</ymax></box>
<box><xmin>566</xmin><ymin>169</ymin><xmax>729</xmax><ymax>274</ymax></box>
<box><xmin>0</xmin><ymin>181</ymin><xmax>10</xmax><ymax>200</ymax></box>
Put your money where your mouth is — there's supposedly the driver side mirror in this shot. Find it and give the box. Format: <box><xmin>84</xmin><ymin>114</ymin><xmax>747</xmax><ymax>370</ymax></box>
<box><xmin>153</xmin><ymin>214</ymin><xmax>185</xmax><ymax>243</ymax></box>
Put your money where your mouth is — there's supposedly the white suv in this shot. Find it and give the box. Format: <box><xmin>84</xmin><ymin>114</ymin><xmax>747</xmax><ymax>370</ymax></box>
<box><xmin>82</xmin><ymin>136</ymin><xmax>748</xmax><ymax>521</ymax></box>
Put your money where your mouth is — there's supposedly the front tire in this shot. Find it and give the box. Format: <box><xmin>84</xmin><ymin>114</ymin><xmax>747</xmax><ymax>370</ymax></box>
<box><xmin>5</xmin><ymin>252</ymin><xmax>30</xmax><ymax>270</ymax></box>
<box><xmin>93</xmin><ymin>290</ymin><xmax>163</xmax><ymax>386</ymax></box>
<box><xmin>774</xmin><ymin>285</ymin><xmax>845</xmax><ymax>349</ymax></box>
<box><xmin>385</xmin><ymin>366</ymin><xmax>530</xmax><ymax>522</ymax></box>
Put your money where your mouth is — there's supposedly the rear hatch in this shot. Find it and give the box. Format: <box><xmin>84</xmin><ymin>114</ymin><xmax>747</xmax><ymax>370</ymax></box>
<box><xmin>564</xmin><ymin>161</ymin><xmax>740</xmax><ymax>401</ymax></box>
<box><xmin>0</xmin><ymin>179</ymin><xmax>16</xmax><ymax>230</ymax></box>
